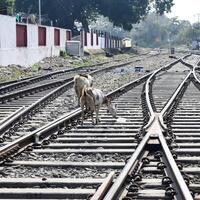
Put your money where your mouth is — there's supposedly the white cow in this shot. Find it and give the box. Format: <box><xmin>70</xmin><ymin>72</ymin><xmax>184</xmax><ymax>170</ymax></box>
<box><xmin>74</xmin><ymin>74</ymin><xmax>93</xmax><ymax>105</ymax></box>
<box><xmin>80</xmin><ymin>86</ymin><xmax>117</xmax><ymax>124</ymax></box>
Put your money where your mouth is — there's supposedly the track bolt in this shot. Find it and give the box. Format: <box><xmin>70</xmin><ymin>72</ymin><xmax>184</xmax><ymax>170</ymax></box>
<box><xmin>169</xmin><ymin>145</ymin><xmax>173</xmax><ymax>150</ymax></box>
<box><xmin>129</xmin><ymin>183</ymin><xmax>139</xmax><ymax>192</ymax></box>
<box><xmin>0</xmin><ymin>138</ymin><xmax>4</xmax><ymax>143</ymax></box>
<box><xmin>0</xmin><ymin>156</ymin><xmax>4</xmax><ymax>162</ymax></box>
<box><xmin>77</xmin><ymin>119</ymin><xmax>82</xmax><ymax>124</ymax></box>
<box><xmin>142</xmin><ymin>157</ymin><xmax>150</xmax><ymax>164</ymax></box>
<box><xmin>19</xmin><ymin>120</ymin><xmax>24</xmax><ymax>125</ymax></box>
<box><xmin>42</xmin><ymin>177</ymin><xmax>47</xmax><ymax>181</ymax></box>
<box><xmin>133</xmin><ymin>174</ymin><xmax>142</xmax><ymax>182</ymax></box>
<box><xmin>172</xmin><ymin>153</ymin><xmax>178</xmax><ymax>160</ymax></box>
<box><xmin>10</xmin><ymin>149</ymin><xmax>16</xmax><ymax>154</ymax></box>
<box><xmin>177</xmin><ymin>163</ymin><xmax>183</xmax><ymax>170</ymax></box>
<box><xmin>190</xmin><ymin>191</ymin><xmax>195</xmax><ymax>197</ymax></box>
<box><xmin>3</xmin><ymin>134</ymin><xmax>10</xmax><ymax>140</ymax></box>
<box><xmin>184</xmin><ymin>177</ymin><xmax>190</xmax><ymax>186</ymax></box>
<box><xmin>58</xmin><ymin>130</ymin><xmax>65</xmax><ymax>135</ymax></box>
<box><xmin>26</xmin><ymin>146</ymin><xmax>33</xmax><ymax>151</ymax></box>
<box><xmin>65</xmin><ymin>125</ymin><xmax>71</xmax><ymax>130</ymax></box>
<box><xmin>126</xmin><ymin>174</ymin><xmax>133</xmax><ymax>183</ymax></box>
<box><xmin>165</xmin><ymin>187</ymin><xmax>176</xmax><ymax>197</ymax></box>
<box><xmin>13</xmin><ymin>125</ymin><xmax>19</xmax><ymax>131</ymax></box>
<box><xmin>50</xmin><ymin>134</ymin><xmax>57</xmax><ymax>140</ymax></box>
<box><xmin>135</xmin><ymin>133</ymin><xmax>140</xmax><ymax>139</ymax></box>
<box><xmin>157</xmin><ymin>162</ymin><xmax>166</xmax><ymax>170</ymax></box>
<box><xmin>162</xmin><ymin>177</ymin><xmax>173</xmax><ymax>185</ymax></box>
<box><xmin>154</xmin><ymin>151</ymin><xmax>162</xmax><ymax>160</ymax></box>
<box><xmin>9</xmin><ymin>128</ymin><xmax>15</xmax><ymax>135</ymax></box>
<box><xmin>166</xmin><ymin>137</ymin><xmax>172</xmax><ymax>144</ymax></box>
<box><xmin>42</xmin><ymin>140</ymin><xmax>50</xmax><ymax>146</ymax></box>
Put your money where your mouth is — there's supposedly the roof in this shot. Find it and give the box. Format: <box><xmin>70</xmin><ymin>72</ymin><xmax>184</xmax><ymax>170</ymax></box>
<box><xmin>122</xmin><ymin>38</ymin><xmax>132</xmax><ymax>41</ymax></box>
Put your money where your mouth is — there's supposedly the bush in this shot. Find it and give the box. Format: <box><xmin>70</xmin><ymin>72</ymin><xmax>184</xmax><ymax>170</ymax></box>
<box><xmin>60</xmin><ymin>50</ymin><xmax>67</xmax><ymax>57</ymax></box>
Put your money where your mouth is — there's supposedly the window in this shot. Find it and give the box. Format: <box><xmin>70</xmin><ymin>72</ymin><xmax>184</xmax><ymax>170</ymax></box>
<box><xmin>16</xmin><ymin>24</ymin><xmax>27</xmax><ymax>47</ymax></box>
<box><xmin>38</xmin><ymin>27</ymin><xmax>46</xmax><ymax>46</ymax></box>
<box><xmin>54</xmin><ymin>29</ymin><xmax>60</xmax><ymax>46</ymax></box>
<box><xmin>66</xmin><ymin>30</ymin><xmax>72</xmax><ymax>41</ymax></box>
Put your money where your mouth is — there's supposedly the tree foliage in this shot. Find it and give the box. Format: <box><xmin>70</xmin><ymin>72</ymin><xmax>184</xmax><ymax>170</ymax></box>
<box><xmin>130</xmin><ymin>13</ymin><xmax>196</xmax><ymax>48</ymax></box>
<box><xmin>14</xmin><ymin>0</ymin><xmax>174</xmax><ymax>32</ymax></box>
<box><xmin>0</xmin><ymin>0</ymin><xmax>15</xmax><ymax>15</ymax></box>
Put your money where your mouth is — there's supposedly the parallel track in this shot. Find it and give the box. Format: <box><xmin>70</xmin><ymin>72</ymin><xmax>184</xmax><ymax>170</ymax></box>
<box><xmin>1</xmin><ymin>53</ymin><xmax>200</xmax><ymax>199</ymax></box>
<box><xmin>0</xmin><ymin>57</ymin><xmax>138</xmax><ymax>140</ymax></box>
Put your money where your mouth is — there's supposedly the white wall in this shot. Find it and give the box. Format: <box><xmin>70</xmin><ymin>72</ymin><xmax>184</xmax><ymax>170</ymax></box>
<box><xmin>0</xmin><ymin>15</ymin><xmax>70</xmax><ymax>67</ymax></box>
<box><xmin>84</xmin><ymin>32</ymin><xmax>105</xmax><ymax>50</ymax></box>
<box><xmin>0</xmin><ymin>15</ymin><xmax>16</xmax><ymax>49</ymax></box>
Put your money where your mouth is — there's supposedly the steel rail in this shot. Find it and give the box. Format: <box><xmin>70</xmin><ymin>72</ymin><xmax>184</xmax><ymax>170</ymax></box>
<box><xmin>103</xmin><ymin>132</ymin><xmax>151</xmax><ymax>200</ymax></box>
<box><xmin>179</xmin><ymin>59</ymin><xmax>194</xmax><ymax>70</ymax></box>
<box><xmin>0</xmin><ymin>61</ymin><xmax>110</xmax><ymax>93</ymax></box>
<box><xmin>0</xmin><ymin>51</ymin><xmax>166</xmax><ymax>94</ymax></box>
<box><xmin>144</xmin><ymin>59</ymin><xmax>182</xmax><ymax>130</ymax></box>
<box><xmin>0</xmin><ymin>107</ymin><xmax>25</xmax><ymax>126</ymax></box>
<box><xmin>0</xmin><ymin>60</ymin><xmax>135</xmax><ymax>136</ymax></box>
<box><xmin>158</xmin><ymin>71</ymin><xmax>193</xmax><ymax>200</ymax></box>
<box><xmin>144</xmin><ymin>54</ymin><xmax>191</xmax><ymax>130</ymax></box>
<box><xmin>0</xmin><ymin>60</ymin><xmax>133</xmax><ymax>103</ymax></box>
<box><xmin>159</xmin><ymin>133</ymin><xmax>193</xmax><ymax>200</ymax></box>
<box><xmin>0</xmin><ymin>79</ymin><xmax>68</xmax><ymax>103</ymax></box>
<box><xmin>104</xmin><ymin>87</ymin><xmax>192</xmax><ymax>200</ymax></box>
<box><xmin>103</xmin><ymin>54</ymin><xmax>192</xmax><ymax>200</ymax></box>
<box><xmin>160</xmin><ymin>72</ymin><xmax>192</xmax><ymax>117</ymax></box>
<box><xmin>192</xmin><ymin>60</ymin><xmax>200</xmax><ymax>84</ymax></box>
<box><xmin>0</xmin><ymin>72</ymin><xmax>150</xmax><ymax>159</ymax></box>
<box><xmin>0</xmin><ymin>50</ymin><xmax>160</xmax><ymax>89</ymax></box>
<box><xmin>0</xmin><ymin>75</ymin><xmax>39</xmax><ymax>88</ymax></box>
<box><xmin>91</xmin><ymin>172</ymin><xmax>115</xmax><ymax>200</ymax></box>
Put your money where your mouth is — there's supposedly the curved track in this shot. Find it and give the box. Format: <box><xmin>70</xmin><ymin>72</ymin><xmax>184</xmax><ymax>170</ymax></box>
<box><xmin>1</xmin><ymin>53</ymin><xmax>200</xmax><ymax>200</ymax></box>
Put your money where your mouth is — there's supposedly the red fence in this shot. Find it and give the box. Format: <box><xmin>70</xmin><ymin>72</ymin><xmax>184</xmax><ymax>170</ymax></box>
<box><xmin>38</xmin><ymin>27</ymin><xmax>46</xmax><ymax>46</ymax></box>
<box><xmin>91</xmin><ymin>29</ymin><xmax>93</xmax><ymax>46</ymax></box>
<box><xmin>16</xmin><ymin>24</ymin><xmax>27</xmax><ymax>47</ymax></box>
<box><xmin>84</xmin><ymin>31</ymin><xmax>87</xmax><ymax>46</ymax></box>
<box><xmin>54</xmin><ymin>29</ymin><xmax>60</xmax><ymax>46</ymax></box>
<box><xmin>96</xmin><ymin>30</ymin><xmax>99</xmax><ymax>46</ymax></box>
<box><xmin>66</xmin><ymin>30</ymin><xmax>72</xmax><ymax>41</ymax></box>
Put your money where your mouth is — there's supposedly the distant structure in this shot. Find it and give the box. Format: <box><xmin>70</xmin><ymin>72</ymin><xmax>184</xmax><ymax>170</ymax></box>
<box><xmin>0</xmin><ymin>6</ymin><xmax>7</xmax><ymax>15</ymax></box>
<box><xmin>0</xmin><ymin>14</ymin><xmax>72</xmax><ymax>66</ymax></box>
<box><xmin>0</xmin><ymin>14</ymin><xmax>123</xmax><ymax>66</ymax></box>
<box><xmin>66</xmin><ymin>29</ymin><xmax>123</xmax><ymax>57</ymax></box>
<box><xmin>122</xmin><ymin>38</ymin><xmax>132</xmax><ymax>49</ymax></box>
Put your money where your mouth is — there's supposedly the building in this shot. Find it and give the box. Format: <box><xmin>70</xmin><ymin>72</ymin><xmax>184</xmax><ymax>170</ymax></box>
<box><xmin>122</xmin><ymin>38</ymin><xmax>132</xmax><ymax>48</ymax></box>
<box><xmin>0</xmin><ymin>14</ymin><xmax>72</xmax><ymax>66</ymax></box>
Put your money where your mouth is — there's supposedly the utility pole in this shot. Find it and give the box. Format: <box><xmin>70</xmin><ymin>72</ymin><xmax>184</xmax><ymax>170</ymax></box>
<box><xmin>39</xmin><ymin>0</ymin><xmax>41</xmax><ymax>24</ymax></box>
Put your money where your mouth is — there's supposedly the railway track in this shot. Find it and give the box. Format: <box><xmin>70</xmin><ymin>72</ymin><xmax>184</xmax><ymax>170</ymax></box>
<box><xmin>0</xmin><ymin>72</ymin><xmax>149</xmax><ymax>199</ymax></box>
<box><xmin>0</xmin><ymin>57</ymin><xmax>137</xmax><ymax>138</ymax></box>
<box><xmin>0</xmin><ymin>52</ymin><xmax>170</xmax><ymax>145</ymax></box>
<box><xmin>0</xmin><ymin>52</ymin><xmax>199</xmax><ymax>199</ymax></box>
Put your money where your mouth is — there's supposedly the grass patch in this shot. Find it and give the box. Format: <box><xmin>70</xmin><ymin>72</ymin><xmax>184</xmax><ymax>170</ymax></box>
<box><xmin>32</xmin><ymin>64</ymin><xmax>40</xmax><ymax>72</ymax></box>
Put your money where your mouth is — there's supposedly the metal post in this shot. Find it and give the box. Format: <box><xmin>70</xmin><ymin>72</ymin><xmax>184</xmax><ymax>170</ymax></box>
<box><xmin>39</xmin><ymin>0</ymin><xmax>41</xmax><ymax>24</ymax></box>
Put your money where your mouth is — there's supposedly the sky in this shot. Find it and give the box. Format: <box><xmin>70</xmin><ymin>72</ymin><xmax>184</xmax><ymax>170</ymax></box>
<box><xmin>166</xmin><ymin>0</ymin><xmax>200</xmax><ymax>23</ymax></box>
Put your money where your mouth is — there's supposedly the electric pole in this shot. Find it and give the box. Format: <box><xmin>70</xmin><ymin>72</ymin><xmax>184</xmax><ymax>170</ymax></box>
<box><xmin>39</xmin><ymin>0</ymin><xmax>41</xmax><ymax>24</ymax></box>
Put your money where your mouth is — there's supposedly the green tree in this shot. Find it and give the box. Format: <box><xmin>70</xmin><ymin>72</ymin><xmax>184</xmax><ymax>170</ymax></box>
<box><xmin>0</xmin><ymin>0</ymin><xmax>15</xmax><ymax>15</ymax></box>
<box><xmin>14</xmin><ymin>0</ymin><xmax>174</xmax><ymax>32</ymax></box>
<box><xmin>131</xmin><ymin>13</ymin><xmax>194</xmax><ymax>48</ymax></box>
